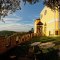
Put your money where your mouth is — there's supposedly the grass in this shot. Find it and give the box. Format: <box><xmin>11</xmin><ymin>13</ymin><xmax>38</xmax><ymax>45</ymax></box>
<box><xmin>29</xmin><ymin>36</ymin><xmax>60</xmax><ymax>43</ymax></box>
<box><xmin>1</xmin><ymin>36</ymin><xmax>60</xmax><ymax>60</ymax></box>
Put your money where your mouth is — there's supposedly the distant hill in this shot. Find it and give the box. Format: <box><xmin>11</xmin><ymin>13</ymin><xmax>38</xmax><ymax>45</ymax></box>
<box><xmin>0</xmin><ymin>30</ymin><xmax>16</xmax><ymax>37</ymax></box>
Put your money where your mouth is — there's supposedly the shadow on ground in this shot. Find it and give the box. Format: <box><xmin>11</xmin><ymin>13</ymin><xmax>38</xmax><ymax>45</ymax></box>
<box><xmin>0</xmin><ymin>43</ymin><xmax>60</xmax><ymax>60</ymax></box>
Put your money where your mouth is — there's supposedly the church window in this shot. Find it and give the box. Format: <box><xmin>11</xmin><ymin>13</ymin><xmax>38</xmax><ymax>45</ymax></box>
<box><xmin>44</xmin><ymin>10</ymin><xmax>47</xmax><ymax>15</ymax></box>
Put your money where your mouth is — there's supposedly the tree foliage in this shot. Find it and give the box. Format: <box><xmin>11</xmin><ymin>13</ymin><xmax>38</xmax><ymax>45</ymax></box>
<box><xmin>0</xmin><ymin>0</ymin><xmax>21</xmax><ymax>19</ymax></box>
<box><xmin>0</xmin><ymin>0</ymin><xmax>60</xmax><ymax>20</ymax></box>
<box><xmin>0</xmin><ymin>30</ymin><xmax>16</xmax><ymax>36</ymax></box>
<box><xmin>23</xmin><ymin>0</ymin><xmax>39</xmax><ymax>4</ymax></box>
<box><xmin>0</xmin><ymin>0</ymin><xmax>39</xmax><ymax>19</ymax></box>
<box><xmin>29</xmin><ymin>28</ymin><xmax>34</xmax><ymax>33</ymax></box>
<box><xmin>44</xmin><ymin>0</ymin><xmax>60</xmax><ymax>10</ymax></box>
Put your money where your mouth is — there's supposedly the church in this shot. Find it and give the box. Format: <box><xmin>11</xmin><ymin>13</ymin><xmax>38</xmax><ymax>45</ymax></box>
<box><xmin>34</xmin><ymin>6</ymin><xmax>60</xmax><ymax>36</ymax></box>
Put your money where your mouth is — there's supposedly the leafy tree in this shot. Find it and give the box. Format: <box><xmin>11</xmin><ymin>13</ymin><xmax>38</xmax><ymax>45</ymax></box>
<box><xmin>28</xmin><ymin>28</ymin><xmax>34</xmax><ymax>33</ymax></box>
<box><xmin>0</xmin><ymin>0</ymin><xmax>60</xmax><ymax>20</ymax></box>
<box><xmin>0</xmin><ymin>30</ymin><xmax>16</xmax><ymax>36</ymax></box>
<box><xmin>0</xmin><ymin>0</ymin><xmax>20</xmax><ymax>19</ymax></box>
<box><xmin>44</xmin><ymin>0</ymin><xmax>60</xmax><ymax>10</ymax></box>
<box><xmin>0</xmin><ymin>0</ymin><xmax>39</xmax><ymax>20</ymax></box>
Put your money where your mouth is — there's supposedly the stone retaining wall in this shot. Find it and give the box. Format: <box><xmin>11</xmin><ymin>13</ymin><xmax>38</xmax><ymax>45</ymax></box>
<box><xmin>0</xmin><ymin>33</ymin><xmax>34</xmax><ymax>54</ymax></box>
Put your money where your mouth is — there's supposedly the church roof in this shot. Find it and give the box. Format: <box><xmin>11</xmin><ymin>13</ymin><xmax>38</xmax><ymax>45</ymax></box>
<box><xmin>36</xmin><ymin>18</ymin><xmax>40</xmax><ymax>20</ymax></box>
<box><xmin>37</xmin><ymin>21</ymin><xmax>43</xmax><ymax>25</ymax></box>
<box><xmin>34</xmin><ymin>18</ymin><xmax>40</xmax><ymax>22</ymax></box>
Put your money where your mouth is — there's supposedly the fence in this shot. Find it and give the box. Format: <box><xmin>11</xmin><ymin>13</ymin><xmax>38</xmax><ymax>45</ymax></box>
<box><xmin>0</xmin><ymin>33</ymin><xmax>35</xmax><ymax>54</ymax></box>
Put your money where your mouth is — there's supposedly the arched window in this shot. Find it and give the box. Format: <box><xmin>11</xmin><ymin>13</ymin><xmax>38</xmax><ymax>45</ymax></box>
<box><xmin>44</xmin><ymin>10</ymin><xmax>47</xmax><ymax>15</ymax></box>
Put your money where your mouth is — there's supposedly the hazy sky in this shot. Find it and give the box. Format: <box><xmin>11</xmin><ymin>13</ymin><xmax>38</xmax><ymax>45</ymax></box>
<box><xmin>0</xmin><ymin>1</ymin><xmax>44</xmax><ymax>32</ymax></box>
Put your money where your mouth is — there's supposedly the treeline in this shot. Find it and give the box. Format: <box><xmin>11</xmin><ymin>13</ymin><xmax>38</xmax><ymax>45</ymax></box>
<box><xmin>0</xmin><ymin>30</ymin><xmax>16</xmax><ymax>37</ymax></box>
<box><xmin>0</xmin><ymin>30</ymin><xmax>31</xmax><ymax>37</ymax></box>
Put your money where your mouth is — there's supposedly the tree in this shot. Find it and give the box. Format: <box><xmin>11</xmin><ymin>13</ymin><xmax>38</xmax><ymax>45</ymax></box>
<box><xmin>0</xmin><ymin>0</ymin><xmax>21</xmax><ymax>19</ymax></box>
<box><xmin>0</xmin><ymin>0</ymin><xmax>60</xmax><ymax>20</ymax></box>
<box><xmin>29</xmin><ymin>28</ymin><xmax>34</xmax><ymax>33</ymax></box>
<box><xmin>44</xmin><ymin>0</ymin><xmax>60</xmax><ymax>10</ymax></box>
<box><xmin>0</xmin><ymin>0</ymin><xmax>39</xmax><ymax>20</ymax></box>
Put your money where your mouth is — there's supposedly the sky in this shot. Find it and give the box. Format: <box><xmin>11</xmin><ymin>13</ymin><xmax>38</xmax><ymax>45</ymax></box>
<box><xmin>0</xmin><ymin>1</ymin><xmax>44</xmax><ymax>32</ymax></box>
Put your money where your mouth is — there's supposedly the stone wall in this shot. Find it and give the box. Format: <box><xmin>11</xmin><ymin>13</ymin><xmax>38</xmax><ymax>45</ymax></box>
<box><xmin>0</xmin><ymin>33</ymin><xmax>34</xmax><ymax>54</ymax></box>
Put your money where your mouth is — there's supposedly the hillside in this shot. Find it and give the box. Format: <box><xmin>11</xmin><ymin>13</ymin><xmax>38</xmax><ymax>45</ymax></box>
<box><xmin>0</xmin><ymin>30</ymin><xmax>16</xmax><ymax>37</ymax></box>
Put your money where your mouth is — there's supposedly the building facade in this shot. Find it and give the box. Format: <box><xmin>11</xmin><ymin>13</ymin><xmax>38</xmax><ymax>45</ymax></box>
<box><xmin>34</xmin><ymin>6</ymin><xmax>60</xmax><ymax>36</ymax></box>
<box><xmin>34</xmin><ymin>19</ymin><xmax>43</xmax><ymax>36</ymax></box>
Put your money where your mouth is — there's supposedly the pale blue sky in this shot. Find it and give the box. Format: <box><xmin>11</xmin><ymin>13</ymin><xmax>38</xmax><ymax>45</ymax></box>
<box><xmin>0</xmin><ymin>1</ymin><xmax>44</xmax><ymax>32</ymax></box>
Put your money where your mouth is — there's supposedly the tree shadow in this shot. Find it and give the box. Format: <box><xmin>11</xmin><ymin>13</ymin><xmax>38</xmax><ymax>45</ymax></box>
<box><xmin>36</xmin><ymin>48</ymin><xmax>59</xmax><ymax>60</ymax></box>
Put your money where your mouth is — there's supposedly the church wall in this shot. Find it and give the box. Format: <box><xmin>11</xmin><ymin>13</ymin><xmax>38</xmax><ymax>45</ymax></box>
<box><xmin>40</xmin><ymin>6</ymin><xmax>59</xmax><ymax>36</ymax></box>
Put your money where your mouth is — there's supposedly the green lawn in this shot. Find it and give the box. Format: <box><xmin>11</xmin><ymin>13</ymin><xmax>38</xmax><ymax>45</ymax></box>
<box><xmin>19</xmin><ymin>36</ymin><xmax>60</xmax><ymax>60</ymax></box>
<box><xmin>4</xmin><ymin>36</ymin><xmax>59</xmax><ymax>60</ymax></box>
<box><xmin>30</xmin><ymin>36</ymin><xmax>60</xmax><ymax>43</ymax></box>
